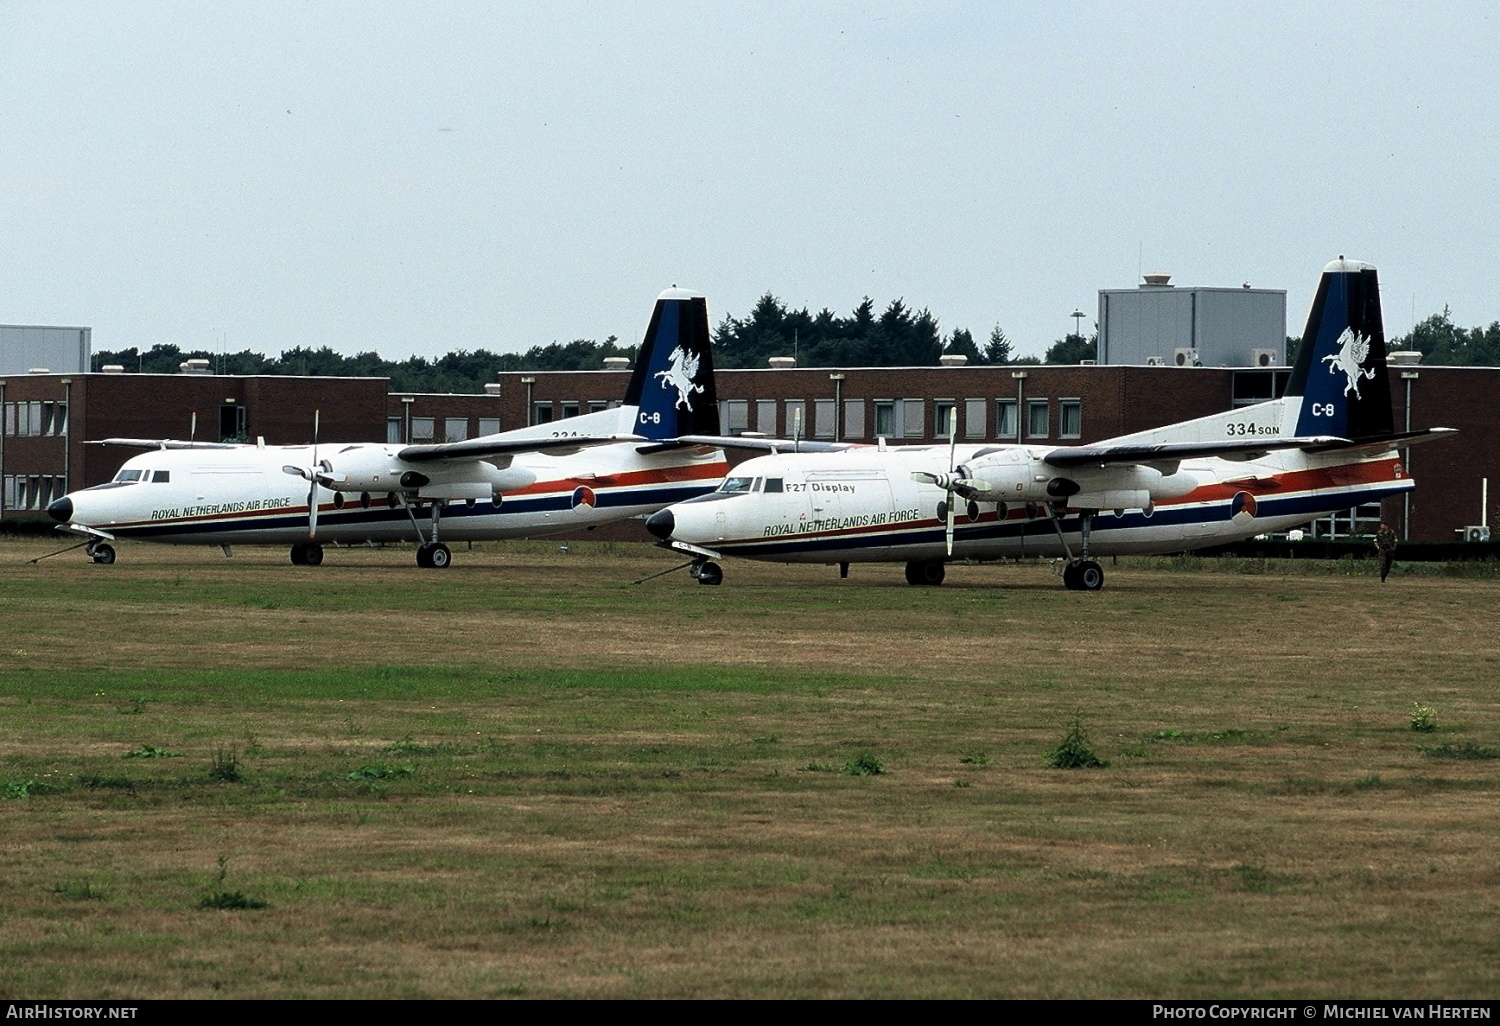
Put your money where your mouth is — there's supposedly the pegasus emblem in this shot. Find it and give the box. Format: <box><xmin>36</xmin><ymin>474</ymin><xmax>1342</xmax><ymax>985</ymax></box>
<box><xmin>654</xmin><ymin>345</ymin><xmax>703</xmax><ymax>411</ymax></box>
<box><xmin>1321</xmin><ymin>327</ymin><xmax>1375</xmax><ymax>399</ymax></box>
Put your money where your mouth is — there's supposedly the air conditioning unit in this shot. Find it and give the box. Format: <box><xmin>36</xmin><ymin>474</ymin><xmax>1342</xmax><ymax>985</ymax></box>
<box><xmin>1463</xmin><ymin>525</ymin><xmax>1491</xmax><ymax>543</ymax></box>
<box><xmin>1145</xmin><ymin>356</ymin><xmax>1162</xmax><ymax>367</ymax></box>
<box><xmin>1173</xmin><ymin>347</ymin><xmax>1200</xmax><ymax>367</ymax></box>
<box><xmin>1251</xmin><ymin>348</ymin><xmax>1278</xmax><ymax>368</ymax></box>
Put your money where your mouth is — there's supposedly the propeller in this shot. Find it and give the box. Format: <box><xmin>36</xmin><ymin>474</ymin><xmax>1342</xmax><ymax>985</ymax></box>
<box><xmin>281</xmin><ymin>410</ymin><xmax>327</xmax><ymax>540</ymax></box>
<box><xmin>910</xmin><ymin>407</ymin><xmax>962</xmax><ymax>556</ymax></box>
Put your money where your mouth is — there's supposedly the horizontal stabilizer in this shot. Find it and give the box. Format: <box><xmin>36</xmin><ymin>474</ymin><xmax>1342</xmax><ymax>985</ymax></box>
<box><xmin>1298</xmin><ymin>427</ymin><xmax>1458</xmax><ymax>455</ymax></box>
<box><xmin>1043</xmin><ymin>436</ymin><xmax>1345</xmax><ymax>469</ymax></box>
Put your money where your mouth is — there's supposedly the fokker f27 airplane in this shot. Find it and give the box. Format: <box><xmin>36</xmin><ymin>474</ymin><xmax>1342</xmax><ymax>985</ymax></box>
<box><xmin>47</xmin><ymin>288</ymin><xmax>726</xmax><ymax>568</ymax></box>
<box><xmin>646</xmin><ymin>259</ymin><xmax>1454</xmax><ymax>589</ymax></box>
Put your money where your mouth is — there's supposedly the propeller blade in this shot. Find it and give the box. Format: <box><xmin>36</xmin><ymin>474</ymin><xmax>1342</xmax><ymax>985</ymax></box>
<box><xmin>945</xmin><ymin>408</ymin><xmax>958</xmax><ymax>556</ymax></box>
<box><xmin>307</xmin><ymin>410</ymin><xmax>321</xmax><ymax>540</ymax></box>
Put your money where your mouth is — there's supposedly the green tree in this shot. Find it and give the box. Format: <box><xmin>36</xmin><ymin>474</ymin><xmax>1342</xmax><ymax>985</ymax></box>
<box><xmin>1043</xmin><ymin>333</ymin><xmax>1096</xmax><ymax>365</ymax></box>
<box><xmin>945</xmin><ymin>327</ymin><xmax>983</xmax><ymax>364</ymax></box>
<box><xmin>984</xmin><ymin>325</ymin><xmax>1013</xmax><ymax>365</ymax></box>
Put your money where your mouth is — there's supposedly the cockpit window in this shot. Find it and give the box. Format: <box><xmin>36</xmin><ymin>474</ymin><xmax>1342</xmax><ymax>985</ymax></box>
<box><xmin>151</xmin><ymin>470</ymin><xmax>170</xmax><ymax>483</ymax></box>
<box><xmin>719</xmin><ymin>476</ymin><xmax>755</xmax><ymax>494</ymax></box>
<box><xmin>113</xmin><ymin>469</ymin><xmax>144</xmax><ymax>483</ymax></box>
<box><xmin>763</xmin><ymin>478</ymin><xmax>784</xmax><ymax>493</ymax></box>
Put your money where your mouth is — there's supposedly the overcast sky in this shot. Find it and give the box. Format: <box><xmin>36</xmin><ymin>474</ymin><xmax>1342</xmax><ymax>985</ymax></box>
<box><xmin>3</xmin><ymin>1</ymin><xmax>1497</xmax><ymax>362</ymax></box>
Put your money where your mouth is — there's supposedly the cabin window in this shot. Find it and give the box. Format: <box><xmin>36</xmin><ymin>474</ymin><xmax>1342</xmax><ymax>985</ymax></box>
<box><xmin>151</xmin><ymin>471</ymin><xmax>171</xmax><ymax>483</ymax></box>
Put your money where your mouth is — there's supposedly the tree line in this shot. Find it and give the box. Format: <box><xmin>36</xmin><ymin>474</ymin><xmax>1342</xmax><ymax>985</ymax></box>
<box><xmin>91</xmin><ymin>292</ymin><xmax>1497</xmax><ymax>394</ymax></box>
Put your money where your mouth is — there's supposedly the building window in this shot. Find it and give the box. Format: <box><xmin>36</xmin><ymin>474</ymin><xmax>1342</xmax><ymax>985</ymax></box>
<box><xmin>54</xmin><ymin>402</ymin><xmax>68</xmax><ymax>436</ymax></box>
<box><xmin>560</xmin><ymin>401</ymin><xmax>580</xmax><ymax>420</ymax></box>
<box><xmin>1025</xmin><ymin>399</ymin><xmax>1049</xmax><ymax>439</ymax></box>
<box><xmin>964</xmin><ymin>398</ymin><xmax>986</xmax><ymax>439</ymax></box>
<box><xmin>755</xmin><ymin>399</ymin><xmax>777</xmax><ymax>435</ymax></box>
<box><xmin>814</xmin><ymin>399</ymin><xmax>836</xmax><ymax>439</ymax></box>
<box><xmin>1059</xmin><ymin>399</ymin><xmax>1082</xmax><ymax>439</ymax></box>
<box><xmin>588</xmin><ymin>401</ymin><xmax>608</xmax><ymax>414</ymax></box>
<box><xmin>411</xmin><ymin>416</ymin><xmax>436</xmax><ymax>442</ymax></box>
<box><xmin>532</xmin><ymin>403</ymin><xmax>554</xmax><ymax>425</ymax></box>
<box><xmin>873</xmin><ymin>400</ymin><xmax>896</xmax><ymax>437</ymax></box>
<box><xmin>444</xmin><ymin>418</ymin><xmax>469</xmax><ymax>442</ymax></box>
<box><xmin>785</xmin><ymin>400</ymin><xmax>806</xmax><ymax>438</ymax></box>
<box><xmin>933</xmin><ymin>399</ymin><xmax>956</xmax><ymax>440</ymax></box>
<box><xmin>903</xmin><ymin>399</ymin><xmax>925</xmax><ymax>438</ymax></box>
<box><xmin>477</xmin><ymin>417</ymin><xmax>501</xmax><ymax>436</ymax></box>
<box><xmin>219</xmin><ymin>404</ymin><xmax>247</xmax><ymax>442</ymax></box>
<box><xmin>721</xmin><ymin>400</ymin><xmax>748</xmax><ymax>435</ymax></box>
<box><xmin>995</xmin><ymin>399</ymin><xmax>1018</xmax><ymax>440</ymax></box>
<box><xmin>843</xmin><ymin>399</ymin><xmax>865</xmax><ymax>439</ymax></box>
<box><xmin>387</xmin><ymin>417</ymin><xmax>403</xmax><ymax>444</ymax></box>
<box><xmin>2</xmin><ymin>403</ymin><xmax>14</xmax><ymax>436</ymax></box>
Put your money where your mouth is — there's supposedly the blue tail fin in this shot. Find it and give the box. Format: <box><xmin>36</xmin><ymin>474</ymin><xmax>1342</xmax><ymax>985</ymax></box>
<box><xmin>1286</xmin><ymin>258</ymin><xmax>1395</xmax><ymax>439</ymax></box>
<box><xmin>624</xmin><ymin>288</ymin><xmax>721</xmax><ymax>440</ymax></box>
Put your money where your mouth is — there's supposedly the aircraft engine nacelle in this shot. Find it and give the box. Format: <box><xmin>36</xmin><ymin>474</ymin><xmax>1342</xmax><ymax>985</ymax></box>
<box><xmin>960</xmin><ymin>460</ymin><xmax>1198</xmax><ymax>510</ymax></box>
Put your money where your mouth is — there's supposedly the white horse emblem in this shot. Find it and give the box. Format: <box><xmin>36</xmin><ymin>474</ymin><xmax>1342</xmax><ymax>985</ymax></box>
<box><xmin>1321</xmin><ymin>327</ymin><xmax>1375</xmax><ymax>399</ymax></box>
<box><xmin>654</xmin><ymin>345</ymin><xmax>703</xmax><ymax>411</ymax></box>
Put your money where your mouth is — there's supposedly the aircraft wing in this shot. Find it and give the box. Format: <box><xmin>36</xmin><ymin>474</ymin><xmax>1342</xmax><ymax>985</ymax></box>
<box><xmin>1042</xmin><ymin>436</ymin><xmax>1347</xmax><ymax>469</ymax></box>
<box><xmin>395</xmin><ymin>433</ymin><xmax>649</xmax><ymax>462</ymax></box>
<box><xmin>89</xmin><ymin>438</ymin><xmax>246</xmax><ymax>450</ymax></box>
<box><xmin>671</xmin><ymin>433</ymin><xmax>854</xmax><ymax>454</ymax></box>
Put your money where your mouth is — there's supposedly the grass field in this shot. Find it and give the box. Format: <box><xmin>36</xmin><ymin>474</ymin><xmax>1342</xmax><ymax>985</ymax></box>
<box><xmin>1</xmin><ymin>537</ymin><xmax>1497</xmax><ymax>999</ymax></box>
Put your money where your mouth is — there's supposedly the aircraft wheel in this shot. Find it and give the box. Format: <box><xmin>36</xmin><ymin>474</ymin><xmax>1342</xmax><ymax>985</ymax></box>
<box><xmin>904</xmin><ymin>560</ymin><xmax>946</xmax><ymax>586</ymax></box>
<box><xmin>1061</xmin><ymin>562</ymin><xmax>1081</xmax><ymax>590</ymax></box>
<box><xmin>1077</xmin><ymin>560</ymin><xmax>1104</xmax><ymax>591</ymax></box>
<box><xmin>304</xmin><ymin>543</ymin><xmax>324</xmax><ymax>567</ymax></box>
<box><xmin>695</xmin><ymin>561</ymin><xmax>723</xmax><ymax>586</ymax></box>
<box><xmin>427</xmin><ymin>543</ymin><xmax>452</xmax><ymax>569</ymax></box>
<box><xmin>290</xmin><ymin>543</ymin><xmax>307</xmax><ymax>566</ymax></box>
<box><xmin>91</xmin><ymin>544</ymin><xmax>116</xmax><ymax>565</ymax></box>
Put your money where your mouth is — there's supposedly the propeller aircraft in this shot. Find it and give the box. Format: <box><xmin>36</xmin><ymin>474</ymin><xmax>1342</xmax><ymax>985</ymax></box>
<box><xmin>46</xmin><ymin>288</ymin><xmax>727</xmax><ymax>568</ymax></box>
<box><xmin>645</xmin><ymin>259</ymin><xmax>1454</xmax><ymax>589</ymax></box>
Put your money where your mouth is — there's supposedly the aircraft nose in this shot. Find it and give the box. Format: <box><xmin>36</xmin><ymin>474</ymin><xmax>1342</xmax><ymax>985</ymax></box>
<box><xmin>47</xmin><ymin>496</ymin><xmax>74</xmax><ymax>523</ymax></box>
<box><xmin>645</xmin><ymin>508</ymin><xmax>675</xmax><ymax>540</ymax></box>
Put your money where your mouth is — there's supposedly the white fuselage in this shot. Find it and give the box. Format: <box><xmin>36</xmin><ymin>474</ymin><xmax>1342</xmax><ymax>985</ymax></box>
<box><xmin>65</xmin><ymin>441</ymin><xmax>727</xmax><ymax>546</ymax></box>
<box><xmin>658</xmin><ymin>442</ymin><xmax>1411</xmax><ymax>564</ymax></box>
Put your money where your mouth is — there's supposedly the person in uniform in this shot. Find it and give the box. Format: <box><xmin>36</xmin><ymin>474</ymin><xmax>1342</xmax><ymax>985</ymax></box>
<box><xmin>1373</xmin><ymin>521</ymin><xmax>1399</xmax><ymax>582</ymax></box>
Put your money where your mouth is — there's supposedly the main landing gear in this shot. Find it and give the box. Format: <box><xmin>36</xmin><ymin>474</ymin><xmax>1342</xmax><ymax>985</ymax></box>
<box><xmin>290</xmin><ymin>541</ymin><xmax>324</xmax><ymax>566</ymax></box>
<box><xmin>1049</xmin><ymin>506</ymin><xmax>1105</xmax><ymax>591</ymax></box>
<box><xmin>904</xmin><ymin>560</ymin><xmax>946</xmax><ymax>586</ymax></box>
<box><xmin>402</xmin><ymin>498</ymin><xmax>453</xmax><ymax>569</ymax></box>
<box><xmin>690</xmin><ymin>558</ymin><xmax>723</xmax><ymax>586</ymax></box>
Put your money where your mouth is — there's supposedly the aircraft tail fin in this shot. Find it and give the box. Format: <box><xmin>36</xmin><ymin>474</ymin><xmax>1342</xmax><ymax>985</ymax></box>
<box><xmin>623</xmin><ymin>288</ymin><xmax>721</xmax><ymax>440</ymax></box>
<box><xmin>1284</xmin><ymin>258</ymin><xmax>1395</xmax><ymax>440</ymax></box>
